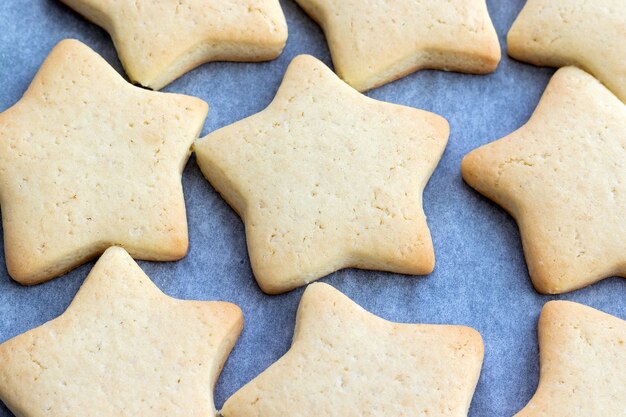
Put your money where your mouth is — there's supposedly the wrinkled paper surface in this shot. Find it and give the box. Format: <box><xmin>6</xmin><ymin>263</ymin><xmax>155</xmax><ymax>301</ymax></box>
<box><xmin>0</xmin><ymin>1</ymin><xmax>624</xmax><ymax>416</ymax></box>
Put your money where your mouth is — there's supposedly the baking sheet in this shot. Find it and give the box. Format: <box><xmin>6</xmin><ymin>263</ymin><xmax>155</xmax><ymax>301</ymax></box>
<box><xmin>0</xmin><ymin>1</ymin><xmax>624</xmax><ymax>416</ymax></box>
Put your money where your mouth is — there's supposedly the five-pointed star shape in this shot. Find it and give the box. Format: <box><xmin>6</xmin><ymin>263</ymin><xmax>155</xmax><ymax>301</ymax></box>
<box><xmin>508</xmin><ymin>0</ymin><xmax>626</xmax><ymax>103</ymax></box>
<box><xmin>461</xmin><ymin>66</ymin><xmax>626</xmax><ymax>294</ymax></box>
<box><xmin>221</xmin><ymin>282</ymin><xmax>484</xmax><ymax>417</ymax></box>
<box><xmin>0</xmin><ymin>246</ymin><xmax>243</xmax><ymax>417</ymax></box>
<box><xmin>59</xmin><ymin>0</ymin><xmax>288</xmax><ymax>90</ymax></box>
<box><xmin>294</xmin><ymin>0</ymin><xmax>501</xmax><ymax>92</ymax></box>
<box><xmin>0</xmin><ymin>39</ymin><xmax>208</xmax><ymax>285</ymax></box>
<box><xmin>514</xmin><ymin>301</ymin><xmax>626</xmax><ymax>417</ymax></box>
<box><xmin>195</xmin><ymin>54</ymin><xmax>449</xmax><ymax>294</ymax></box>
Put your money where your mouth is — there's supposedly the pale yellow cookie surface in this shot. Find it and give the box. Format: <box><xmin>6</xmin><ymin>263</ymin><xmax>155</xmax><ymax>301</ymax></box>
<box><xmin>508</xmin><ymin>0</ymin><xmax>626</xmax><ymax>103</ymax></box>
<box><xmin>0</xmin><ymin>39</ymin><xmax>208</xmax><ymax>285</ymax></box>
<box><xmin>294</xmin><ymin>0</ymin><xmax>500</xmax><ymax>91</ymax></box>
<box><xmin>221</xmin><ymin>282</ymin><xmax>483</xmax><ymax>417</ymax></box>
<box><xmin>0</xmin><ymin>246</ymin><xmax>243</xmax><ymax>417</ymax></box>
<box><xmin>195</xmin><ymin>54</ymin><xmax>449</xmax><ymax>294</ymax></box>
<box><xmin>462</xmin><ymin>67</ymin><xmax>626</xmax><ymax>294</ymax></box>
<box><xmin>514</xmin><ymin>301</ymin><xmax>626</xmax><ymax>417</ymax></box>
<box><xmin>59</xmin><ymin>0</ymin><xmax>288</xmax><ymax>90</ymax></box>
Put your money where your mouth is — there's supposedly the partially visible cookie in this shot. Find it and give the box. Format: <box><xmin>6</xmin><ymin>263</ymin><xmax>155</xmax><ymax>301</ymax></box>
<box><xmin>462</xmin><ymin>66</ymin><xmax>626</xmax><ymax>294</ymax></box>
<box><xmin>0</xmin><ymin>246</ymin><xmax>243</xmax><ymax>417</ymax></box>
<box><xmin>508</xmin><ymin>0</ymin><xmax>626</xmax><ymax>102</ymax></box>
<box><xmin>294</xmin><ymin>0</ymin><xmax>501</xmax><ymax>91</ymax></box>
<box><xmin>59</xmin><ymin>0</ymin><xmax>288</xmax><ymax>90</ymax></box>
<box><xmin>514</xmin><ymin>301</ymin><xmax>626</xmax><ymax>417</ymax></box>
<box><xmin>0</xmin><ymin>39</ymin><xmax>208</xmax><ymax>285</ymax></box>
<box><xmin>195</xmin><ymin>54</ymin><xmax>449</xmax><ymax>294</ymax></box>
<box><xmin>221</xmin><ymin>282</ymin><xmax>484</xmax><ymax>417</ymax></box>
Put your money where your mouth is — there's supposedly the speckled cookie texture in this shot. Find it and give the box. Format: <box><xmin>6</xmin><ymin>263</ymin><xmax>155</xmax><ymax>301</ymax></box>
<box><xmin>59</xmin><ymin>0</ymin><xmax>288</xmax><ymax>90</ymax></box>
<box><xmin>0</xmin><ymin>39</ymin><xmax>208</xmax><ymax>285</ymax></box>
<box><xmin>514</xmin><ymin>301</ymin><xmax>626</xmax><ymax>417</ymax></box>
<box><xmin>293</xmin><ymin>0</ymin><xmax>501</xmax><ymax>92</ymax></box>
<box><xmin>0</xmin><ymin>246</ymin><xmax>243</xmax><ymax>417</ymax></box>
<box><xmin>461</xmin><ymin>66</ymin><xmax>626</xmax><ymax>294</ymax></box>
<box><xmin>195</xmin><ymin>54</ymin><xmax>449</xmax><ymax>294</ymax></box>
<box><xmin>508</xmin><ymin>0</ymin><xmax>626</xmax><ymax>103</ymax></box>
<box><xmin>221</xmin><ymin>282</ymin><xmax>483</xmax><ymax>417</ymax></box>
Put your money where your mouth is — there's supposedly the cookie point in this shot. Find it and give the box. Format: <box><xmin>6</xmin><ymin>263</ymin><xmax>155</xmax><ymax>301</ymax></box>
<box><xmin>459</xmin><ymin>325</ymin><xmax>485</xmax><ymax>356</ymax></box>
<box><xmin>289</xmin><ymin>54</ymin><xmax>327</xmax><ymax>72</ymax></box>
<box><xmin>437</xmin><ymin>114</ymin><xmax>451</xmax><ymax>136</ymax></box>
<box><xmin>460</xmin><ymin>151</ymin><xmax>480</xmax><ymax>182</ymax></box>
<box><xmin>542</xmin><ymin>299</ymin><xmax>580</xmax><ymax>315</ymax></box>
<box><xmin>49</xmin><ymin>38</ymin><xmax>97</xmax><ymax>61</ymax></box>
<box><xmin>220</xmin><ymin>301</ymin><xmax>245</xmax><ymax>326</ymax></box>
<box><xmin>102</xmin><ymin>245</ymin><xmax>128</xmax><ymax>257</ymax></box>
<box><xmin>301</xmin><ymin>282</ymin><xmax>343</xmax><ymax>306</ymax></box>
<box><xmin>538</xmin><ymin>300</ymin><xmax>575</xmax><ymax>328</ymax></box>
<box><xmin>304</xmin><ymin>281</ymin><xmax>334</xmax><ymax>294</ymax></box>
<box><xmin>54</xmin><ymin>38</ymin><xmax>85</xmax><ymax>50</ymax></box>
<box><xmin>6</xmin><ymin>263</ymin><xmax>41</xmax><ymax>286</ymax></box>
<box><xmin>255</xmin><ymin>277</ymin><xmax>289</xmax><ymax>295</ymax></box>
<box><xmin>95</xmin><ymin>246</ymin><xmax>135</xmax><ymax>269</ymax></box>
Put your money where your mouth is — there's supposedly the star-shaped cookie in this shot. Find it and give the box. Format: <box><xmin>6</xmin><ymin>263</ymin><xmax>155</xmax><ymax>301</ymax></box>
<box><xmin>0</xmin><ymin>39</ymin><xmax>208</xmax><ymax>285</ymax></box>
<box><xmin>461</xmin><ymin>66</ymin><xmax>626</xmax><ymax>294</ymax></box>
<box><xmin>0</xmin><ymin>246</ymin><xmax>243</xmax><ymax>417</ymax></box>
<box><xmin>195</xmin><ymin>54</ymin><xmax>449</xmax><ymax>294</ymax></box>
<box><xmin>59</xmin><ymin>0</ymin><xmax>288</xmax><ymax>90</ymax></box>
<box><xmin>221</xmin><ymin>282</ymin><xmax>483</xmax><ymax>417</ymax></box>
<box><xmin>294</xmin><ymin>0</ymin><xmax>501</xmax><ymax>92</ymax></box>
<box><xmin>514</xmin><ymin>301</ymin><xmax>626</xmax><ymax>417</ymax></box>
<box><xmin>508</xmin><ymin>0</ymin><xmax>626</xmax><ymax>103</ymax></box>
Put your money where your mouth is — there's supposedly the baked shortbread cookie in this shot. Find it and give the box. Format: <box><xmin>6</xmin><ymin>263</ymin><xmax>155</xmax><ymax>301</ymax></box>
<box><xmin>508</xmin><ymin>0</ymin><xmax>626</xmax><ymax>103</ymax></box>
<box><xmin>59</xmin><ymin>0</ymin><xmax>288</xmax><ymax>90</ymax></box>
<box><xmin>294</xmin><ymin>0</ymin><xmax>501</xmax><ymax>92</ymax></box>
<box><xmin>221</xmin><ymin>283</ymin><xmax>483</xmax><ymax>417</ymax></box>
<box><xmin>462</xmin><ymin>67</ymin><xmax>626</xmax><ymax>294</ymax></box>
<box><xmin>195</xmin><ymin>55</ymin><xmax>449</xmax><ymax>294</ymax></box>
<box><xmin>514</xmin><ymin>301</ymin><xmax>626</xmax><ymax>417</ymax></box>
<box><xmin>0</xmin><ymin>246</ymin><xmax>243</xmax><ymax>417</ymax></box>
<box><xmin>0</xmin><ymin>39</ymin><xmax>208</xmax><ymax>285</ymax></box>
